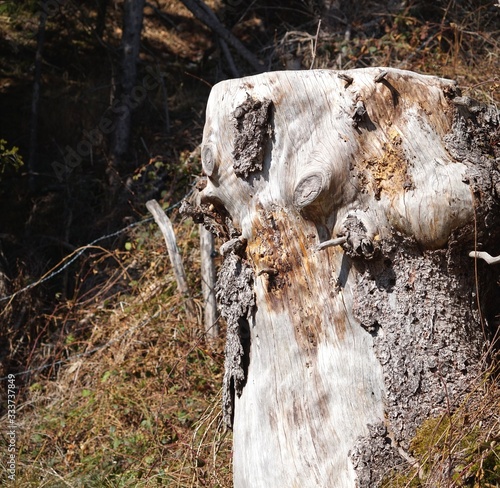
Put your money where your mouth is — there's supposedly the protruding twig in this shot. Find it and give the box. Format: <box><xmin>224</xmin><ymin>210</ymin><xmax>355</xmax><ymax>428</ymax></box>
<box><xmin>374</xmin><ymin>70</ymin><xmax>388</xmax><ymax>83</ymax></box>
<box><xmin>315</xmin><ymin>236</ymin><xmax>348</xmax><ymax>251</ymax></box>
<box><xmin>338</xmin><ymin>73</ymin><xmax>353</xmax><ymax>87</ymax></box>
<box><xmin>258</xmin><ymin>267</ymin><xmax>278</xmax><ymax>276</ymax></box>
<box><xmin>309</xmin><ymin>19</ymin><xmax>321</xmax><ymax>70</ymax></box>
<box><xmin>452</xmin><ymin>96</ymin><xmax>481</xmax><ymax>114</ymax></box>
<box><xmin>452</xmin><ymin>96</ymin><xmax>475</xmax><ymax>107</ymax></box>
<box><xmin>469</xmin><ymin>251</ymin><xmax>500</xmax><ymax>265</ymax></box>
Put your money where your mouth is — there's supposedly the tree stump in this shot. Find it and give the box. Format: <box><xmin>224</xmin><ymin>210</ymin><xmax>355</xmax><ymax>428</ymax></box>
<box><xmin>186</xmin><ymin>68</ymin><xmax>500</xmax><ymax>487</ymax></box>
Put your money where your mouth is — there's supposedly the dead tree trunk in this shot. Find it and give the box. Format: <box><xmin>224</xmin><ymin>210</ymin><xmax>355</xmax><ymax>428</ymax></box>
<box><xmin>179</xmin><ymin>0</ymin><xmax>264</xmax><ymax>73</ymax></box>
<box><xmin>187</xmin><ymin>68</ymin><xmax>499</xmax><ymax>487</ymax></box>
<box><xmin>27</xmin><ymin>0</ymin><xmax>48</xmax><ymax>192</ymax></box>
<box><xmin>200</xmin><ymin>224</ymin><xmax>219</xmax><ymax>339</ymax></box>
<box><xmin>108</xmin><ymin>0</ymin><xmax>145</xmax><ymax>191</ymax></box>
<box><xmin>95</xmin><ymin>0</ymin><xmax>109</xmax><ymax>39</ymax></box>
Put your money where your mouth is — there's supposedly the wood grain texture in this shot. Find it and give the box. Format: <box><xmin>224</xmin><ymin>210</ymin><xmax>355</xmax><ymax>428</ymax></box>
<box><xmin>200</xmin><ymin>225</ymin><xmax>218</xmax><ymax>339</ymax></box>
<box><xmin>196</xmin><ymin>68</ymin><xmax>499</xmax><ymax>487</ymax></box>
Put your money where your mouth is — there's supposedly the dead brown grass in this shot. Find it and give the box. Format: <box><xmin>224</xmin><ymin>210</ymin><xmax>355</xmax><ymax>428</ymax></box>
<box><xmin>274</xmin><ymin>1</ymin><xmax>499</xmax><ymax>104</ymax></box>
<box><xmin>0</xmin><ymin>214</ymin><xmax>232</xmax><ymax>487</ymax></box>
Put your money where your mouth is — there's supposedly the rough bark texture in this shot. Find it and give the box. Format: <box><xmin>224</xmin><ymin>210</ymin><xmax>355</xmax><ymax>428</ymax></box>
<box><xmin>215</xmin><ymin>239</ymin><xmax>255</xmax><ymax>427</ymax></box>
<box><xmin>349</xmin><ymin>236</ymin><xmax>486</xmax><ymax>485</ymax></box>
<box><xmin>186</xmin><ymin>68</ymin><xmax>499</xmax><ymax>488</ymax></box>
<box><xmin>350</xmin><ymin>423</ymin><xmax>404</xmax><ymax>487</ymax></box>
<box><xmin>232</xmin><ymin>95</ymin><xmax>273</xmax><ymax>178</ymax></box>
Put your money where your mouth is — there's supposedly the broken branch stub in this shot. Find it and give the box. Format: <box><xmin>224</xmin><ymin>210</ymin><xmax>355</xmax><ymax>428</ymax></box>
<box><xmin>195</xmin><ymin>68</ymin><xmax>500</xmax><ymax>487</ymax></box>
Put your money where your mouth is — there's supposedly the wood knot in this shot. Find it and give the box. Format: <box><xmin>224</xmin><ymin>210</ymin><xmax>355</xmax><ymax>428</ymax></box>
<box><xmin>201</xmin><ymin>144</ymin><xmax>216</xmax><ymax>177</ymax></box>
<box><xmin>338</xmin><ymin>72</ymin><xmax>353</xmax><ymax>87</ymax></box>
<box><xmin>293</xmin><ymin>173</ymin><xmax>325</xmax><ymax>210</ymax></box>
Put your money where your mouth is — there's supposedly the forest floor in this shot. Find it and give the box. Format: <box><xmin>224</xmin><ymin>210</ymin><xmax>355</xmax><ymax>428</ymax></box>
<box><xmin>0</xmin><ymin>0</ymin><xmax>499</xmax><ymax>486</ymax></box>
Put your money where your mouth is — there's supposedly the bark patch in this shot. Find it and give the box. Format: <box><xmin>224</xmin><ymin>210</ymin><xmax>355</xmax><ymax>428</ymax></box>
<box><xmin>446</xmin><ymin>100</ymin><xmax>500</xmax><ymax>235</ymax></box>
<box><xmin>353</xmin><ymin>237</ymin><xmax>483</xmax><ymax>454</ymax></box>
<box><xmin>350</xmin><ymin>423</ymin><xmax>404</xmax><ymax>488</ymax></box>
<box><xmin>232</xmin><ymin>95</ymin><xmax>273</xmax><ymax>179</ymax></box>
<box><xmin>216</xmin><ymin>243</ymin><xmax>255</xmax><ymax>428</ymax></box>
<box><xmin>446</xmin><ymin>99</ymin><xmax>500</xmax><ymax>332</ymax></box>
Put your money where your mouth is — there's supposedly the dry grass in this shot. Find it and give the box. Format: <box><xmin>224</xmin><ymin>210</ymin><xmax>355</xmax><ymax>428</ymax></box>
<box><xmin>274</xmin><ymin>1</ymin><xmax>499</xmax><ymax>104</ymax></box>
<box><xmin>0</xmin><ymin>214</ymin><xmax>232</xmax><ymax>487</ymax></box>
<box><xmin>382</xmin><ymin>362</ymin><xmax>500</xmax><ymax>487</ymax></box>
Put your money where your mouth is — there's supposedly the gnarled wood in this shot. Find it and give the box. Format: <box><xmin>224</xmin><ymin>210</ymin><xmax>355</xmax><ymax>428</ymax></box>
<box><xmin>189</xmin><ymin>68</ymin><xmax>499</xmax><ymax>487</ymax></box>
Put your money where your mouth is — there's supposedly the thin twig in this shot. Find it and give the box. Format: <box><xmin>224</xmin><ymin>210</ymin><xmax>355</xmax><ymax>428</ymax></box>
<box><xmin>309</xmin><ymin>19</ymin><xmax>321</xmax><ymax>70</ymax></box>
<box><xmin>315</xmin><ymin>236</ymin><xmax>348</xmax><ymax>251</ymax></box>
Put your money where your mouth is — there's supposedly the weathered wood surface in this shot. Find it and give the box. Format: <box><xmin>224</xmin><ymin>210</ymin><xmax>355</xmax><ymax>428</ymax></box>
<box><xmin>187</xmin><ymin>68</ymin><xmax>499</xmax><ymax>487</ymax></box>
<box><xmin>200</xmin><ymin>224</ymin><xmax>218</xmax><ymax>339</ymax></box>
<box><xmin>146</xmin><ymin>199</ymin><xmax>197</xmax><ymax>321</ymax></box>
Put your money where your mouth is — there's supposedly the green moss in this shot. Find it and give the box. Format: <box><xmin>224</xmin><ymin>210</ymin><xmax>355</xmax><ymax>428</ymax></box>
<box><xmin>381</xmin><ymin>468</ymin><xmax>422</xmax><ymax>487</ymax></box>
<box><xmin>383</xmin><ymin>409</ymin><xmax>500</xmax><ymax>487</ymax></box>
<box><xmin>410</xmin><ymin>415</ymin><xmax>452</xmax><ymax>465</ymax></box>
